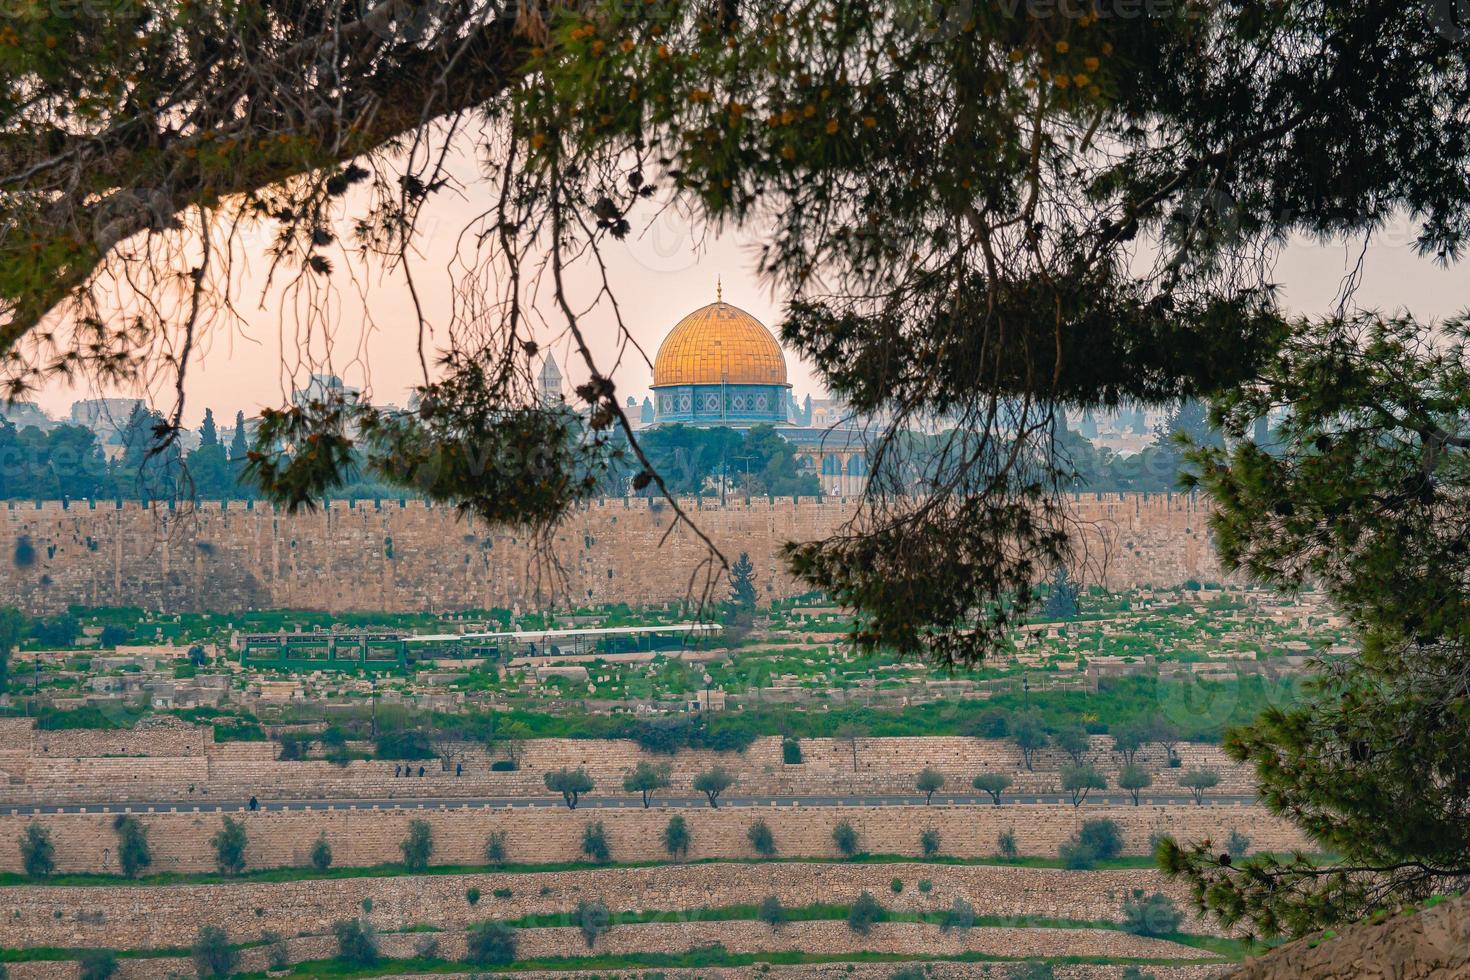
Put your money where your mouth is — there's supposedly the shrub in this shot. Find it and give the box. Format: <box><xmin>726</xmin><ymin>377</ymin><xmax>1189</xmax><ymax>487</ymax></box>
<box><xmin>320</xmin><ymin>727</ymin><xmax>350</xmax><ymax>766</ymax></box>
<box><xmin>747</xmin><ymin>819</ymin><xmax>777</xmax><ymax>857</ymax></box>
<box><xmin>191</xmin><ymin>925</ymin><xmax>237</xmax><ymax>978</ymax></box>
<box><xmin>400</xmin><ymin>819</ymin><xmax>434</xmax><ymax>871</ymax></box>
<box><xmin>113</xmin><ymin>815</ymin><xmax>151</xmax><ymax>878</ymax></box>
<box><xmin>466</xmin><ymin>886</ymin><xmax>481</xmax><ymax>906</ymax></box>
<box><xmin>663</xmin><ymin>815</ymin><xmax>691</xmax><ymax>859</ymax></box>
<box><xmin>277</xmin><ymin>732</ymin><xmax>310</xmax><ymax>761</ymax></box>
<box><xmin>333</xmin><ymin>918</ymin><xmax>379</xmax><ymax>967</ymax></box>
<box><xmin>261</xmin><ymin>931</ymin><xmax>289</xmax><ymax>971</ymax></box>
<box><xmin>485</xmin><ymin>830</ymin><xmax>508</xmax><ymax>864</ymax></box>
<box><xmin>832</xmin><ymin>820</ymin><xmax>860</xmax><ymax>858</ymax></box>
<box><xmin>413</xmin><ymin>935</ymin><xmax>440</xmax><ymax>960</ymax></box>
<box><xmin>758</xmin><ymin>895</ymin><xmax>786</xmax><ymax>929</ymax></box>
<box><xmin>374</xmin><ymin>730</ymin><xmax>434</xmax><ymax>760</ymax></box>
<box><xmin>891</xmin><ymin>969</ymin><xmax>927</xmax><ymax>980</ymax></box>
<box><xmin>997</xmin><ymin>828</ymin><xmax>1019</xmax><ymax>861</ymax></box>
<box><xmin>917</xmin><ymin>878</ymin><xmax>932</xmax><ymax>894</ymax></box>
<box><xmin>20</xmin><ymin>822</ymin><xmax>55</xmax><ymax>878</ymax></box>
<box><xmin>919</xmin><ymin>828</ymin><xmax>941</xmax><ymax>858</ymax></box>
<box><xmin>940</xmin><ymin>897</ymin><xmax>976</xmax><ymax>933</ymax></box>
<box><xmin>1054</xmin><ymin>725</ymin><xmax>1091</xmax><ymax>765</ymax></box>
<box><xmin>622</xmin><ymin>760</ymin><xmax>672</xmax><ymax>807</ymax></box>
<box><xmin>890</xmin><ymin>877</ymin><xmax>904</xmax><ymax>894</ymax></box>
<box><xmin>1059</xmin><ymin>818</ymin><xmax>1123</xmax><ymax>869</ymax></box>
<box><xmin>310</xmin><ymin>833</ymin><xmax>333</xmax><ymax>871</ymax></box>
<box><xmin>545</xmin><ymin>767</ymin><xmax>595</xmax><ymax>809</ymax></box>
<box><xmin>492</xmin><ymin>887</ymin><xmax>513</xmax><ymax>898</ymax></box>
<box><xmin>1121</xmin><ymin>889</ymin><xmax>1184</xmax><ymax>936</ymax></box>
<box><xmin>1179</xmin><ymin>767</ymin><xmax>1221</xmax><ymax>804</ymax></box>
<box><xmin>212</xmin><ymin>815</ymin><xmax>247</xmax><ymax>876</ymax></box>
<box><xmin>490</xmin><ymin>759</ymin><xmax>518</xmax><ymax>771</ymax></box>
<box><xmin>915</xmin><ymin>767</ymin><xmax>945</xmax><ymax>803</ymax></box>
<box><xmin>693</xmin><ymin>765</ymin><xmax>736</xmax><ymax>807</ymax></box>
<box><xmin>1059</xmin><ymin>836</ymin><xmax>1099</xmax><ymax>869</ymax></box>
<box><xmin>78</xmin><ymin>949</ymin><xmax>117</xmax><ymax>980</ymax></box>
<box><xmin>972</xmin><ymin>772</ymin><xmax>1012</xmax><ymax>805</ymax></box>
<box><xmin>465</xmin><ymin>920</ymin><xmax>518</xmax><ymax>966</ymax></box>
<box><xmin>1078</xmin><ymin>818</ymin><xmax>1123</xmax><ymax>859</ymax></box>
<box><xmin>1117</xmin><ymin>763</ymin><xmax>1152</xmax><ymax>805</ymax></box>
<box><xmin>782</xmin><ymin>737</ymin><xmax>802</xmax><ymax>764</ymax></box>
<box><xmin>1226</xmin><ymin>830</ymin><xmax>1251</xmax><ymax>857</ymax></box>
<box><xmin>581</xmin><ymin>820</ymin><xmax>610</xmax><ymax>863</ymax></box>
<box><xmin>576</xmin><ymin>899</ymin><xmax>611</xmax><ymax>948</ymax></box>
<box><xmin>846</xmin><ymin>891</ymin><xmax>883</xmax><ymax>934</ymax></box>
<box><xmin>1008</xmin><ymin>965</ymin><xmax>1056</xmax><ymax>980</ymax></box>
<box><xmin>1060</xmin><ymin>763</ymin><xmax>1107</xmax><ymax>807</ymax></box>
<box><xmin>1121</xmin><ymin>967</ymin><xmax>1158</xmax><ymax>980</ymax></box>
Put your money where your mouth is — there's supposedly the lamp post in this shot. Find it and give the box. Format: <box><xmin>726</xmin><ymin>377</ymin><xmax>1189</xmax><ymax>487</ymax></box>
<box><xmin>733</xmin><ymin>453</ymin><xmax>757</xmax><ymax>494</ymax></box>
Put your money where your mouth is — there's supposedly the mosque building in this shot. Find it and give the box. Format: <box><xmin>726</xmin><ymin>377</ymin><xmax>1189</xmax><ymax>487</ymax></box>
<box><xmin>643</xmin><ymin>283</ymin><xmax>870</xmax><ymax>495</ymax></box>
<box><xmin>649</xmin><ymin>282</ymin><xmax>794</xmax><ymax>427</ymax></box>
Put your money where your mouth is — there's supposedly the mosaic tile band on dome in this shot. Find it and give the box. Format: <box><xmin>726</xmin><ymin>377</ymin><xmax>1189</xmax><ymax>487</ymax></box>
<box><xmin>651</xmin><ymin>295</ymin><xmax>792</xmax><ymax>426</ymax></box>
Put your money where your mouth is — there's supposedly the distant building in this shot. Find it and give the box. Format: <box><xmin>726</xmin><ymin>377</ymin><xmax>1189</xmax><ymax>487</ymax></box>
<box><xmin>70</xmin><ymin>398</ymin><xmax>144</xmax><ymax>444</ymax></box>
<box><xmin>291</xmin><ymin>373</ymin><xmax>359</xmax><ymax>409</ymax></box>
<box><xmin>643</xmin><ymin>286</ymin><xmax>877</xmax><ymax>494</ymax></box>
<box><xmin>537</xmin><ymin>356</ymin><xmax>565</xmax><ymax>407</ymax></box>
<box><xmin>650</xmin><ymin>285</ymin><xmax>792</xmax><ymax>427</ymax></box>
<box><xmin>0</xmin><ymin>402</ymin><xmax>55</xmax><ymax>431</ymax></box>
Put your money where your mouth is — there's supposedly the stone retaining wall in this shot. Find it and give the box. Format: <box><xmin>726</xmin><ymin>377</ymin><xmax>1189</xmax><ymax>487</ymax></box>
<box><xmin>0</xmin><ymin>863</ymin><xmax>1220</xmax><ymax>950</ymax></box>
<box><xmin>2</xmin><ymin>921</ymin><xmax>1222</xmax><ymax>979</ymax></box>
<box><xmin>0</xmin><ymin>803</ymin><xmax>1303</xmax><ymax>876</ymax></box>
<box><xmin>0</xmin><ymin>963</ymin><xmax>1231</xmax><ymax>980</ymax></box>
<box><xmin>0</xmin><ymin>725</ymin><xmax>1258</xmax><ymax>805</ymax></box>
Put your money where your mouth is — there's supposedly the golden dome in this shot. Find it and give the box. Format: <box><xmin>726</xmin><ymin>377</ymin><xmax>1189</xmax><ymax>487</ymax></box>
<box><xmin>652</xmin><ymin>301</ymin><xmax>788</xmax><ymax>387</ymax></box>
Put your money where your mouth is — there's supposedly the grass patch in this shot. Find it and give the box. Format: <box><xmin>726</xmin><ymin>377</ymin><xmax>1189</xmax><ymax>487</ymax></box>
<box><xmin>0</xmin><ymin>853</ymin><xmax>1174</xmax><ymax>889</ymax></box>
<box><xmin>0</xmin><ymin>904</ymin><xmax>1259</xmax><ymax>966</ymax></box>
<box><xmin>242</xmin><ymin>948</ymin><xmax>1229</xmax><ymax>979</ymax></box>
<box><xmin>498</xmin><ymin>903</ymin><xmax>1260</xmax><ymax>960</ymax></box>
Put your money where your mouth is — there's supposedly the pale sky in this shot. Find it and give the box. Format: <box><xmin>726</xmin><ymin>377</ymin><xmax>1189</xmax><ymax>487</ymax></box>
<box><xmin>23</xmin><ymin>188</ymin><xmax>1469</xmax><ymax>429</ymax></box>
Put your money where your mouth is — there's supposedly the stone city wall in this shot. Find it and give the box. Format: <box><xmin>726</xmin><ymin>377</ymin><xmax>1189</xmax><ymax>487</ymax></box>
<box><xmin>0</xmin><ymin>493</ymin><xmax>1223</xmax><ymax>615</ymax></box>
<box><xmin>0</xmin><ymin>863</ymin><xmax>1220</xmax><ymax>950</ymax></box>
<box><xmin>0</xmin><ymin>802</ymin><xmax>1305</xmax><ymax>877</ymax></box>
<box><xmin>4</xmin><ymin>728</ymin><xmax>1257</xmax><ymax>805</ymax></box>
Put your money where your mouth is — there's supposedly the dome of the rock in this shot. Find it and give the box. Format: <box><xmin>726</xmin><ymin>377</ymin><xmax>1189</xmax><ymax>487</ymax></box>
<box><xmin>650</xmin><ymin>293</ymin><xmax>791</xmax><ymax>426</ymax></box>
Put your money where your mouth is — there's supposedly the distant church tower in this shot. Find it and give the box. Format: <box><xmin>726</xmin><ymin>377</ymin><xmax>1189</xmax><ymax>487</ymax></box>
<box><xmin>537</xmin><ymin>356</ymin><xmax>564</xmax><ymax>407</ymax></box>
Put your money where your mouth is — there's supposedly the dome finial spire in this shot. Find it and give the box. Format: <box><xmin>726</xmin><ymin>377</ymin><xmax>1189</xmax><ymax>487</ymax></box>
<box><xmin>716</xmin><ymin>275</ymin><xmax>723</xmax><ymax>304</ymax></box>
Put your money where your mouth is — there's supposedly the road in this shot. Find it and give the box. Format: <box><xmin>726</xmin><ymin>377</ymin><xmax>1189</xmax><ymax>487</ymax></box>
<box><xmin>2</xmin><ymin>792</ymin><xmax>1259</xmax><ymax>816</ymax></box>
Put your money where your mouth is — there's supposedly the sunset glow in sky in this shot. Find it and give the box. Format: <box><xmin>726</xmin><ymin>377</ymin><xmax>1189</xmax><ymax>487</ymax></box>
<box><xmin>24</xmin><ymin>193</ymin><xmax>1468</xmax><ymax>429</ymax></box>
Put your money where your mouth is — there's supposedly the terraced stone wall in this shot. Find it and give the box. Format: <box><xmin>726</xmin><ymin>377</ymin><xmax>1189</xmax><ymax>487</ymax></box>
<box><xmin>0</xmin><ymin>863</ymin><xmax>1215</xmax><ymax>950</ymax></box>
<box><xmin>0</xmin><ymin>802</ymin><xmax>1306</xmax><ymax>876</ymax></box>
<box><xmin>0</xmin><ymin>925</ymin><xmax>1228</xmax><ymax>980</ymax></box>
<box><xmin>2</xmin><ymin>723</ymin><xmax>1259</xmax><ymax>805</ymax></box>
<box><xmin>0</xmin><ymin>493</ymin><xmax>1222</xmax><ymax>615</ymax></box>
